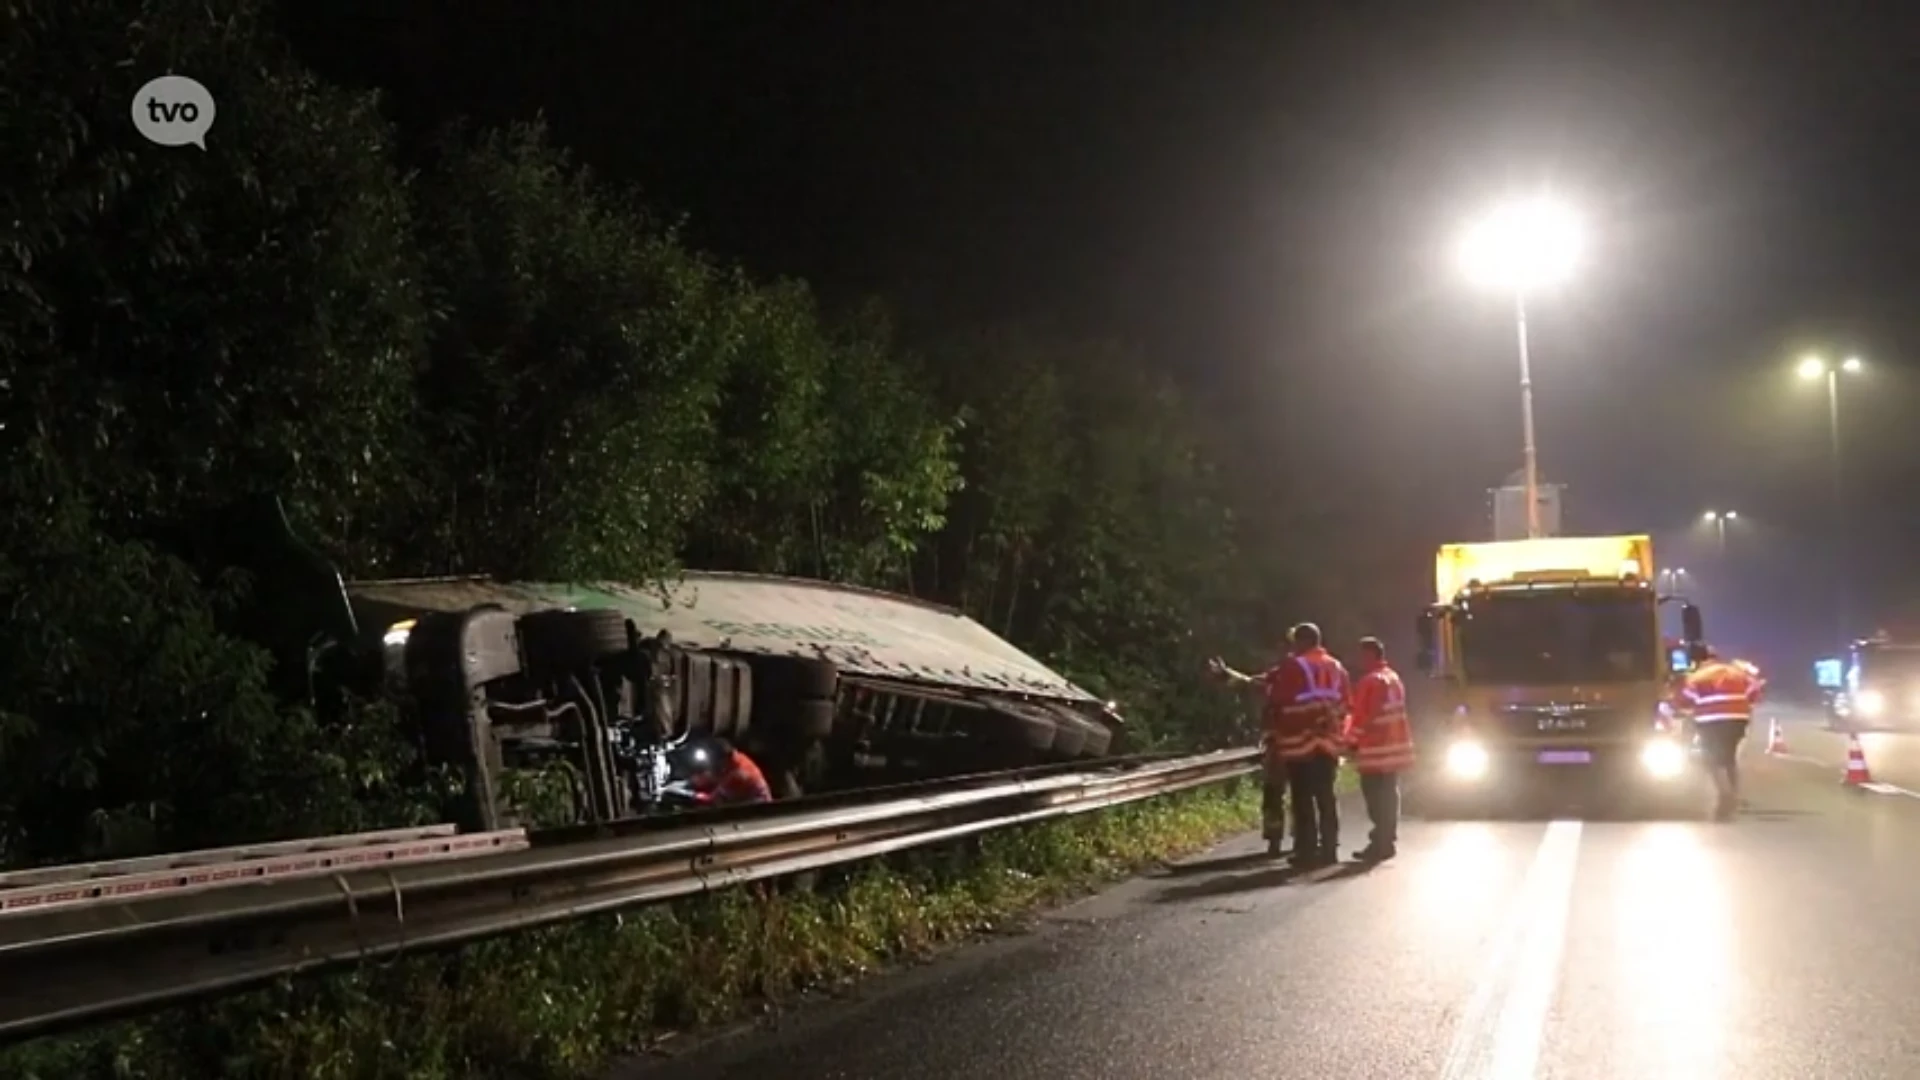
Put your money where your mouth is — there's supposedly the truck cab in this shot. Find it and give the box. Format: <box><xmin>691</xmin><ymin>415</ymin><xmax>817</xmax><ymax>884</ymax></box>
<box><xmin>1411</xmin><ymin>535</ymin><xmax>1705</xmax><ymax>815</ymax></box>
<box><xmin>1830</xmin><ymin>635</ymin><xmax>1920</xmax><ymax>731</ymax></box>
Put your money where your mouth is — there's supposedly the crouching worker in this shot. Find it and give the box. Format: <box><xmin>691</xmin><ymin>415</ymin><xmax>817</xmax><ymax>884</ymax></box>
<box><xmin>681</xmin><ymin>737</ymin><xmax>773</xmax><ymax>806</ymax></box>
<box><xmin>1346</xmin><ymin>637</ymin><xmax>1414</xmax><ymax>862</ymax></box>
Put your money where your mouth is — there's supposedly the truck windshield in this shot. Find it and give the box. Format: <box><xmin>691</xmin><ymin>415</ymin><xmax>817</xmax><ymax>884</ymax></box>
<box><xmin>1456</xmin><ymin>589</ymin><xmax>1657</xmax><ymax>686</ymax></box>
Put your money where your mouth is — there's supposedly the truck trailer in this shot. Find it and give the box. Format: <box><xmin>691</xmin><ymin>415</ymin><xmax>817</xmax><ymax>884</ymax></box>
<box><xmin>196</xmin><ymin>497</ymin><xmax>1126</xmax><ymax>832</ymax></box>
<box><xmin>1410</xmin><ymin>534</ymin><xmax>1708</xmax><ymax>816</ymax></box>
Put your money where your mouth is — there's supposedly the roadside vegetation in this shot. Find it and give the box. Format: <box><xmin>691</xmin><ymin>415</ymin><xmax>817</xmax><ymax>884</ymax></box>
<box><xmin>0</xmin><ymin>1</ymin><xmax>1369</xmax><ymax>1075</ymax></box>
<box><xmin>10</xmin><ymin>784</ymin><xmax>1258</xmax><ymax>1080</ymax></box>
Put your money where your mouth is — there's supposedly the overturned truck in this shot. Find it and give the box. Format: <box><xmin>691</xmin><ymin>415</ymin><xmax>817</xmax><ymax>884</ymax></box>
<box><xmin>220</xmin><ymin>500</ymin><xmax>1126</xmax><ymax>831</ymax></box>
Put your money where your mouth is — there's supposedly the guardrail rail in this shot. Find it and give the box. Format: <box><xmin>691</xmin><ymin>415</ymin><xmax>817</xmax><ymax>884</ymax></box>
<box><xmin>0</xmin><ymin>747</ymin><xmax>1258</xmax><ymax>1045</ymax></box>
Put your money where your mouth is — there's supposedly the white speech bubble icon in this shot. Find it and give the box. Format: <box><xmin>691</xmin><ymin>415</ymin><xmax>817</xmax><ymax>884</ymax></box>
<box><xmin>131</xmin><ymin>75</ymin><xmax>217</xmax><ymax>150</ymax></box>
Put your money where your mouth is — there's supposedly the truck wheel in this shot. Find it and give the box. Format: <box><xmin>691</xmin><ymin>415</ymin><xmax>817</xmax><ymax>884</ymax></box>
<box><xmin>519</xmin><ymin>609</ymin><xmax>629</xmax><ymax>672</ymax></box>
<box><xmin>1078</xmin><ymin>719</ymin><xmax>1115</xmax><ymax>759</ymax></box>
<box><xmin>978</xmin><ymin>706</ymin><xmax>1058</xmax><ymax>760</ymax></box>
<box><xmin>1046</xmin><ymin>713</ymin><xmax>1091</xmax><ymax>759</ymax></box>
<box><xmin>752</xmin><ymin>655</ymin><xmax>839</xmax><ymax>701</ymax></box>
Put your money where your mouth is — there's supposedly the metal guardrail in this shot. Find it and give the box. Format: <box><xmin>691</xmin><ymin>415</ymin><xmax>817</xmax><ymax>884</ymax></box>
<box><xmin>0</xmin><ymin>825</ymin><xmax>531</xmax><ymax>916</ymax></box>
<box><xmin>0</xmin><ymin>747</ymin><xmax>1257</xmax><ymax>1045</ymax></box>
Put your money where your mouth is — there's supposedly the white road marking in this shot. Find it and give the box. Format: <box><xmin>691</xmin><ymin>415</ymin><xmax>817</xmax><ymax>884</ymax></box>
<box><xmin>1768</xmin><ymin>751</ymin><xmax>1920</xmax><ymax>798</ymax></box>
<box><xmin>1439</xmin><ymin>820</ymin><xmax>1584</xmax><ymax>1080</ymax></box>
<box><xmin>1857</xmin><ymin>780</ymin><xmax>1920</xmax><ymax>798</ymax></box>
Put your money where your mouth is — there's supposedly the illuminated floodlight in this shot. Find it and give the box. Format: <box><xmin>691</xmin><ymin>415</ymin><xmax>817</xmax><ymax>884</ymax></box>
<box><xmin>1456</xmin><ymin>194</ymin><xmax>1586</xmax><ymax>293</ymax></box>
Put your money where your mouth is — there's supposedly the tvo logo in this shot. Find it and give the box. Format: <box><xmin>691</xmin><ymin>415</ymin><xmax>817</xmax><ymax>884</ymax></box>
<box><xmin>131</xmin><ymin>75</ymin><xmax>217</xmax><ymax>150</ymax></box>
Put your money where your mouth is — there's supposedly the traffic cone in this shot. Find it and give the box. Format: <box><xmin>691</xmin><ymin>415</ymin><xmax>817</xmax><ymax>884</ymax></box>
<box><xmin>1843</xmin><ymin>734</ymin><xmax>1872</xmax><ymax>786</ymax></box>
<box><xmin>1766</xmin><ymin>718</ymin><xmax>1787</xmax><ymax>755</ymax></box>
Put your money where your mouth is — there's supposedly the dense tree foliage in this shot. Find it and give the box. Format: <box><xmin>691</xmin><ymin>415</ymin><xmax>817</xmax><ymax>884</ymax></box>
<box><xmin>0</xmin><ymin>0</ymin><xmax>1330</xmax><ymax>869</ymax></box>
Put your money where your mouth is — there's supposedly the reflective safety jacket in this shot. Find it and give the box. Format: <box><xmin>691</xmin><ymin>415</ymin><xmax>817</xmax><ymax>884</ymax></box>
<box><xmin>1732</xmin><ymin>658</ymin><xmax>1768</xmax><ymax>698</ymax></box>
<box><xmin>1262</xmin><ymin>647</ymin><xmax>1351</xmax><ymax>762</ymax></box>
<box><xmin>1347</xmin><ymin>661</ymin><xmax>1416</xmax><ymax>774</ymax></box>
<box><xmin>1678</xmin><ymin>660</ymin><xmax>1764</xmax><ymax>725</ymax></box>
<box><xmin>693</xmin><ymin>749</ymin><xmax>773</xmax><ymax>805</ymax></box>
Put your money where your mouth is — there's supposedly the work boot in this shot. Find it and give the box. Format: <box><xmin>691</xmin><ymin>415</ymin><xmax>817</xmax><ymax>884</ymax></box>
<box><xmin>1353</xmin><ymin>844</ymin><xmax>1396</xmax><ymax>863</ymax></box>
<box><xmin>1266</xmin><ymin>837</ymin><xmax>1286</xmax><ymax>858</ymax></box>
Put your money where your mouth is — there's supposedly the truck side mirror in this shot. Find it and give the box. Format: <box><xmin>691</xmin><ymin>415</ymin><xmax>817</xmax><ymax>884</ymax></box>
<box><xmin>1415</xmin><ymin>611</ymin><xmax>1437</xmax><ymax>674</ymax></box>
<box><xmin>1681</xmin><ymin>603</ymin><xmax>1704</xmax><ymax>645</ymax></box>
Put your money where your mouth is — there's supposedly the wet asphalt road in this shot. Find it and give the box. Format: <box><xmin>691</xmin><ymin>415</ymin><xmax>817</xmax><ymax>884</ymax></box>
<box><xmin>615</xmin><ymin>710</ymin><xmax>1920</xmax><ymax>1079</ymax></box>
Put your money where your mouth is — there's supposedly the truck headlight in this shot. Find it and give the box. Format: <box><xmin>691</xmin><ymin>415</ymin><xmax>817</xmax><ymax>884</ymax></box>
<box><xmin>1640</xmin><ymin>739</ymin><xmax>1687</xmax><ymax>779</ymax></box>
<box><xmin>1857</xmin><ymin>689</ymin><xmax>1886</xmax><ymax>718</ymax></box>
<box><xmin>1445</xmin><ymin>740</ymin><xmax>1490</xmax><ymax>780</ymax></box>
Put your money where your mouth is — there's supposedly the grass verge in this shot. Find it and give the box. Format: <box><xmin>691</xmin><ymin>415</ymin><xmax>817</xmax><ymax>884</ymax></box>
<box><xmin>4</xmin><ymin>778</ymin><xmax>1267</xmax><ymax>1080</ymax></box>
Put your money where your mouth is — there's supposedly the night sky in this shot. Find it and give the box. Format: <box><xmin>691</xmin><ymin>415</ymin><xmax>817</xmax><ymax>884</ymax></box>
<box><xmin>284</xmin><ymin>0</ymin><xmax>1920</xmax><ymax>681</ymax></box>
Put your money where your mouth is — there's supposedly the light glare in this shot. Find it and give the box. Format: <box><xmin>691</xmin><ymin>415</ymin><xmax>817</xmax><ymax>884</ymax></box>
<box><xmin>1457</xmin><ymin>195</ymin><xmax>1585</xmax><ymax>293</ymax></box>
<box><xmin>1796</xmin><ymin>355</ymin><xmax>1827</xmax><ymax>380</ymax></box>
<box><xmin>1445</xmin><ymin>740</ymin><xmax>1490</xmax><ymax>780</ymax></box>
<box><xmin>1640</xmin><ymin>739</ymin><xmax>1686</xmax><ymax>779</ymax></box>
<box><xmin>1843</xmin><ymin>356</ymin><xmax>1864</xmax><ymax>374</ymax></box>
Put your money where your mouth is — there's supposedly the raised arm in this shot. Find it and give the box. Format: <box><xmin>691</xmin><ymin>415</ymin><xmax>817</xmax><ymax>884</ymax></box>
<box><xmin>1206</xmin><ymin>656</ymin><xmax>1266</xmax><ymax>690</ymax></box>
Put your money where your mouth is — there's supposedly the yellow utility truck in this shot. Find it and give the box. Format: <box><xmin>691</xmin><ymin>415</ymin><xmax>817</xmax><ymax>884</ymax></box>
<box><xmin>1411</xmin><ymin>534</ymin><xmax>1707</xmax><ymax>815</ymax></box>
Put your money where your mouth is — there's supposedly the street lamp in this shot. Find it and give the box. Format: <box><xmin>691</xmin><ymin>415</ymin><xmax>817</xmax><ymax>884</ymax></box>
<box><xmin>1797</xmin><ymin>354</ymin><xmax>1864</xmax><ymax>644</ymax></box>
<box><xmin>1701</xmin><ymin>509</ymin><xmax>1737</xmax><ymax>554</ymax></box>
<box><xmin>1457</xmin><ymin>194</ymin><xmax>1586</xmax><ymax>538</ymax></box>
<box><xmin>1658</xmin><ymin>566</ymin><xmax>1689</xmax><ymax>593</ymax></box>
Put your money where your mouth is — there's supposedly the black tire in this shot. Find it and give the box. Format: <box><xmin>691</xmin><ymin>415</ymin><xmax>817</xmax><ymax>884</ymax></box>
<box><xmin>751</xmin><ymin>655</ymin><xmax>839</xmax><ymax>701</ymax></box>
<box><xmin>977</xmin><ymin>706</ymin><xmax>1058</xmax><ymax>755</ymax></box>
<box><xmin>1047</xmin><ymin>713</ymin><xmax>1091</xmax><ymax>759</ymax></box>
<box><xmin>519</xmin><ymin>609</ymin><xmax>629</xmax><ymax>672</ymax></box>
<box><xmin>1051</xmin><ymin>711</ymin><xmax>1114</xmax><ymax>758</ymax></box>
<box><xmin>1079</xmin><ymin>718</ymin><xmax>1115</xmax><ymax>758</ymax></box>
<box><xmin>677</xmin><ymin>652</ymin><xmax>716</xmax><ymax>735</ymax></box>
<box><xmin>708</xmin><ymin>655</ymin><xmax>752</xmax><ymax>738</ymax></box>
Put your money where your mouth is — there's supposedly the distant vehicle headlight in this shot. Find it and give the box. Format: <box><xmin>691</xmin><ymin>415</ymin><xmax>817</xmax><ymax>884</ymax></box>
<box><xmin>1445</xmin><ymin>740</ymin><xmax>1490</xmax><ymax>780</ymax></box>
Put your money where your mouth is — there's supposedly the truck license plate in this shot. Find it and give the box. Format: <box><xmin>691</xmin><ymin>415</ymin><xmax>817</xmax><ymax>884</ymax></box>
<box><xmin>1538</xmin><ymin>749</ymin><xmax>1592</xmax><ymax>765</ymax></box>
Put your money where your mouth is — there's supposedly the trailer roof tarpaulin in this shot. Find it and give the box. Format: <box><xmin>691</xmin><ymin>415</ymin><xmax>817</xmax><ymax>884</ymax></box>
<box><xmin>347</xmin><ymin>573</ymin><xmax>1098</xmax><ymax>704</ymax></box>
